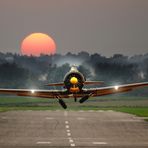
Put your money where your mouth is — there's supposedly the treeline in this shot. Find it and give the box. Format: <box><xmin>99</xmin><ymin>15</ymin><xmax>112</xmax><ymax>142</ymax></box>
<box><xmin>0</xmin><ymin>52</ymin><xmax>148</xmax><ymax>95</ymax></box>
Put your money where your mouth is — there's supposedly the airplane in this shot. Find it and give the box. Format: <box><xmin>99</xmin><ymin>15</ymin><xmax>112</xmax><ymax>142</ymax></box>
<box><xmin>0</xmin><ymin>65</ymin><xmax>148</xmax><ymax>109</ymax></box>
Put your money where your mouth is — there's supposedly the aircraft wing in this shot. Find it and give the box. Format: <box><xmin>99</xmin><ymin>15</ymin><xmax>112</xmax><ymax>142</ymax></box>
<box><xmin>46</xmin><ymin>82</ymin><xmax>64</xmax><ymax>86</ymax></box>
<box><xmin>0</xmin><ymin>88</ymin><xmax>68</xmax><ymax>98</ymax></box>
<box><xmin>84</xmin><ymin>82</ymin><xmax>148</xmax><ymax>97</ymax></box>
<box><xmin>0</xmin><ymin>82</ymin><xmax>148</xmax><ymax>99</ymax></box>
<box><xmin>84</xmin><ymin>81</ymin><xmax>104</xmax><ymax>85</ymax></box>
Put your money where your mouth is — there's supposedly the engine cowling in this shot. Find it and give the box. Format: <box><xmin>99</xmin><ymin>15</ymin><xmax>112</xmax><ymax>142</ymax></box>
<box><xmin>63</xmin><ymin>71</ymin><xmax>85</xmax><ymax>93</ymax></box>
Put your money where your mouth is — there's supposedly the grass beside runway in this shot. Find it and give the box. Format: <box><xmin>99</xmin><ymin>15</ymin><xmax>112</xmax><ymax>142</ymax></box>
<box><xmin>0</xmin><ymin>106</ymin><xmax>148</xmax><ymax>114</ymax></box>
<box><xmin>114</xmin><ymin>107</ymin><xmax>148</xmax><ymax>117</ymax></box>
<box><xmin>0</xmin><ymin>95</ymin><xmax>148</xmax><ymax>120</ymax></box>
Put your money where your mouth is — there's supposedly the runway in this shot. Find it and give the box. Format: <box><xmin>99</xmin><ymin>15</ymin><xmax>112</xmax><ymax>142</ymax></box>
<box><xmin>0</xmin><ymin>110</ymin><xmax>148</xmax><ymax>148</ymax></box>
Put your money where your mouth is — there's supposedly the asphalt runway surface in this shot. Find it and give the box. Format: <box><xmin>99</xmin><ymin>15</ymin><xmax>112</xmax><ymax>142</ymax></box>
<box><xmin>0</xmin><ymin>110</ymin><xmax>148</xmax><ymax>148</ymax></box>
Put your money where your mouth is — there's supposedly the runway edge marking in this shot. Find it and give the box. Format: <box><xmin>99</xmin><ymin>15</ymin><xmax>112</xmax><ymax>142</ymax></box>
<box><xmin>93</xmin><ymin>142</ymin><xmax>107</xmax><ymax>145</ymax></box>
<box><xmin>36</xmin><ymin>141</ymin><xmax>51</xmax><ymax>144</ymax></box>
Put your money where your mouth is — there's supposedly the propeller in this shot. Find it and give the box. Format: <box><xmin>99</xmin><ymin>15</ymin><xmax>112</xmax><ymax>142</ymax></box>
<box><xmin>64</xmin><ymin>73</ymin><xmax>84</xmax><ymax>90</ymax></box>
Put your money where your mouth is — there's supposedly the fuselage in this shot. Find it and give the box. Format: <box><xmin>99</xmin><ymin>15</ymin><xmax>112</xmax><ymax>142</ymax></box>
<box><xmin>63</xmin><ymin>66</ymin><xmax>85</xmax><ymax>93</ymax></box>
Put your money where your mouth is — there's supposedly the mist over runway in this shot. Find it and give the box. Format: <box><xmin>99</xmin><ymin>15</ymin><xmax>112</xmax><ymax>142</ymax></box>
<box><xmin>0</xmin><ymin>110</ymin><xmax>148</xmax><ymax>148</ymax></box>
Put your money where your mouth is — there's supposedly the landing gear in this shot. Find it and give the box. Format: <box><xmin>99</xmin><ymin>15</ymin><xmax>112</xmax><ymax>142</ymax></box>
<box><xmin>74</xmin><ymin>97</ymin><xmax>77</xmax><ymax>102</ymax></box>
<box><xmin>79</xmin><ymin>95</ymin><xmax>89</xmax><ymax>103</ymax></box>
<box><xmin>79</xmin><ymin>93</ymin><xmax>92</xmax><ymax>103</ymax></box>
<box><xmin>58</xmin><ymin>99</ymin><xmax>67</xmax><ymax>109</ymax></box>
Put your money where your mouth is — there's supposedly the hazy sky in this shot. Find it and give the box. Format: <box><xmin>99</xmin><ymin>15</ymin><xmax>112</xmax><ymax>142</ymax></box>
<box><xmin>0</xmin><ymin>0</ymin><xmax>148</xmax><ymax>57</ymax></box>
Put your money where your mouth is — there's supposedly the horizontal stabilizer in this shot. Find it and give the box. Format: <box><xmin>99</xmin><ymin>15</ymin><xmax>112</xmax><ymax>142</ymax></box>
<box><xmin>46</xmin><ymin>82</ymin><xmax>64</xmax><ymax>86</ymax></box>
<box><xmin>84</xmin><ymin>81</ymin><xmax>104</xmax><ymax>85</ymax></box>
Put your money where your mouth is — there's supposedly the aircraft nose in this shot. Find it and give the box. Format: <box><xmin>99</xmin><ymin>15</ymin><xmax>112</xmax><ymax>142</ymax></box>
<box><xmin>70</xmin><ymin>77</ymin><xmax>78</xmax><ymax>84</ymax></box>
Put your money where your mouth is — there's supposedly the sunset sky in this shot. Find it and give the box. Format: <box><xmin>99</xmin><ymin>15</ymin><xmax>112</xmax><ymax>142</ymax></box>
<box><xmin>0</xmin><ymin>0</ymin><xmax>148</xmax><ymax>57</ymax></box>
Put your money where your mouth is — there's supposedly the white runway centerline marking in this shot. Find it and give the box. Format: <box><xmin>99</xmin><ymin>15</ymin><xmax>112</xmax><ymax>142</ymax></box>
<box><xmin>64</xmin><ymin>111</ymin><xmax>68</xmax><ymax>116</ymax></box>
<box><xmin>93</xmin><ymin>142</ymin><xmax>107</xmax><ymax>145</ymax></box>
<box><xmin>64</xmin><ymin>118</ymin><xmax>76</xmax><ymax>147</ymax></box>
<box><xmin>65</xmin><ymin>121</ymin><xmax>69</xmax><ymax>124</ymax></box>
<box><xmin>67</xmin><ymin>133</ymin><xmax>71</xmax><ymax>136</ymax></box>
<box><xmin>70</xmin><ymin>143</ymin><xmax>76</xmax><ymax>147</ymax></box>
<box><xmin>69</xmin><ymin>139</ymin><xmax>74</xmax><ymax>143</ymax></box>
<box><xmin>67</xmin><ymin>129</ymin><xmax>70</xmax><ymax>132</ymax></box>
<box><xmin>37</xmin><ymin>141</ymin><xmax>51</xmax><ymax>144</ymax></box>
<box><xmin>66</xmin><ymin>125</ymin><xmax>69</xmax><ymax>128</ymax></box>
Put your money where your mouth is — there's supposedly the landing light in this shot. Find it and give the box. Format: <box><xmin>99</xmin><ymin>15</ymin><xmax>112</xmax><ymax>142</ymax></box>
<box><xmin>114</xmin><ymin>86</ymin><xmax>119</xmax><ymax>90</ymax></box>
<box><xmin>31</xmin><ymin>89</ymin><xmax>35</xmax><ymax>94</ymax></box>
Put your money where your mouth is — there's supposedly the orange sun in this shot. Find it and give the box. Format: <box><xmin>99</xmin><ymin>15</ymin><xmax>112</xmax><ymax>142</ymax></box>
<box><xmin>21</xmin><ymin>33</ymin><xmax>56</xmax><ymax>56</ymax></box>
